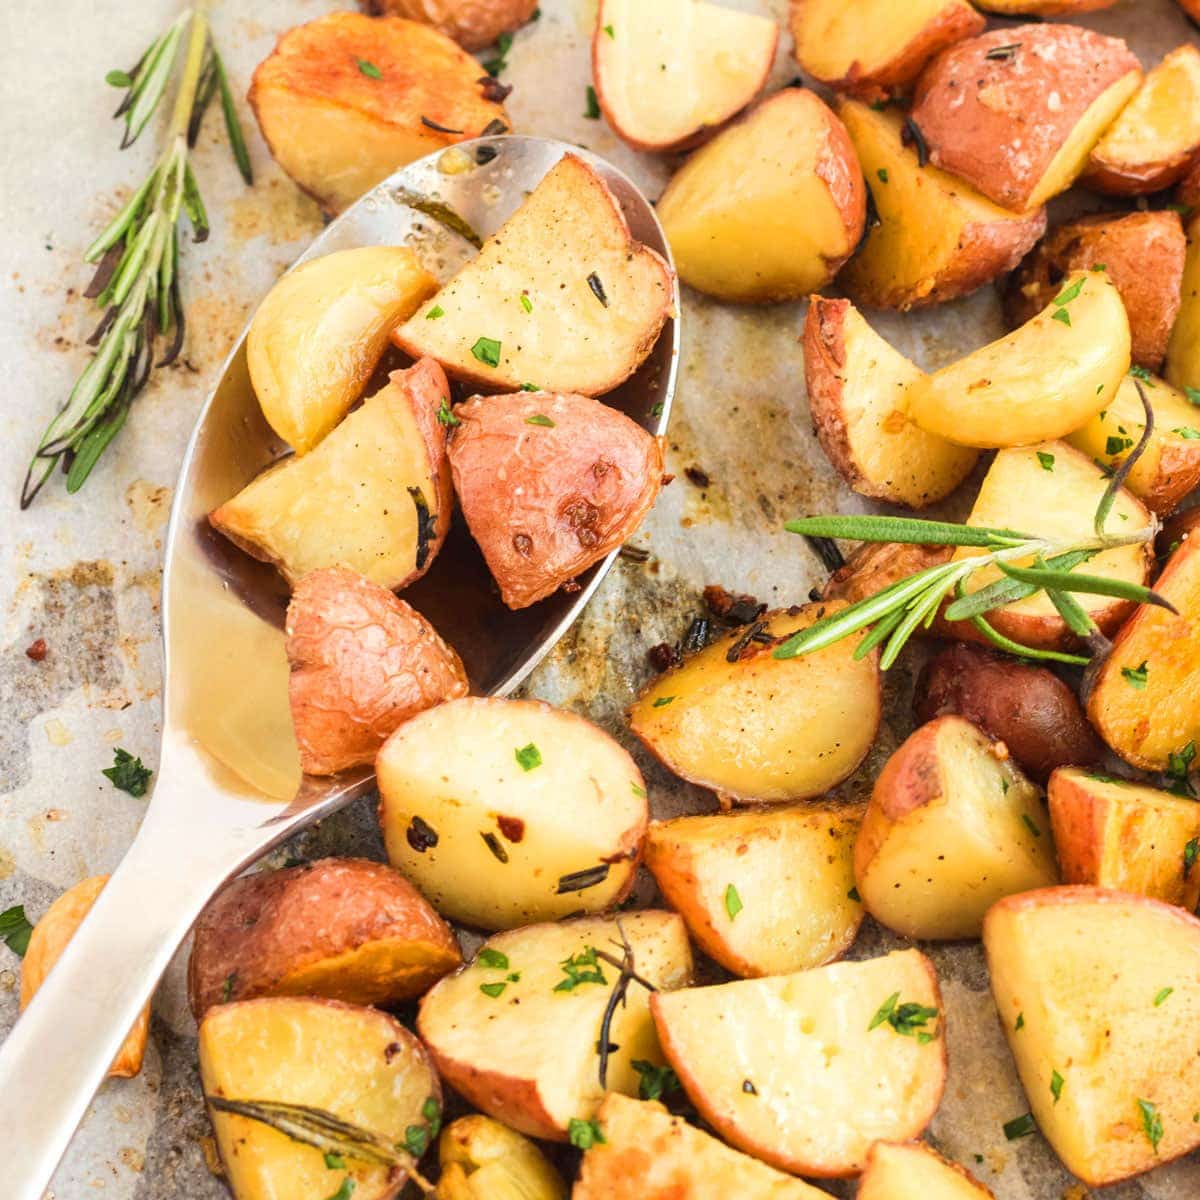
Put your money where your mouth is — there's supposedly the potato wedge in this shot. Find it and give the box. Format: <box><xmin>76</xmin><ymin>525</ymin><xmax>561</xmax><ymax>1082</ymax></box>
<box><xmin>286</xmin><ymin>567</ymin><xmax>467</xmax><ymax>775</ymax></box>
<box><xmin>575</xmin><ymin>1094</ymin><xmax>831</xmax><ymax>1200</ymax></box>
<box><xmin>804</xmin><ymin>297</ymin><xmax>977</xmax><ymax>507</ymax></box>
<box><xmin>378</xmin><ymin>697</ymin><xmax>648</xmax><ymax>929</ymax></box>
<box><xmin>200</xmin><ymin>997</ymin><xmax>440</xmax><ymax>1200</ymax></box>
<box><xmin>628</xmin><ymin>603</ymin><xmax>881</xmax><ymax>804</ymax></box>
<box><xmin>907</xmin><ymin>271</ymin><xmax>1129</xmax><ymax>448</ymax></box>
<box><xmin>1005</xmin><ymin>212</ymin><xmax>1185</xmax><ymax>372</ymax></box>
<box><xmin>21</xmin><ymin>876</ymin><xmax>148</xmax><ymax>1078</ymax></box>
<box><xmin>1048</xmin><ymin>767</ymin><xmax>1200</xmax><ymax>911</ymax></box>
<box><xmin>247</xmin><ymin>248</ymin><xmax>437</xmax><ymax>456</ymax></box>
<box><xmin>915</xmin><ymin>643</ymin><xmax>1103</xmax><ymax>781</ymax></box>
<box><xmin>789</xmin><ymin>0</ymin><xmax>982</xmax><ymax>100</ymax></box>
<box><xmin>210</xmin><ymin>360</ymin><xmax>453</xmax><ymax>591</ymax></box>
<box><xmin>911</xmin><ymin>25</ymin><xmax>1142</xmax><ymax>211</ymax></box>
<box><xmin>1066</xmin><ymin>371</ymin><xmax>1200</xmax><ymax>517</ymax></box>
<box><xmin>250</xmin><ymin>12</ymin><xmax>509</xmax><ymax>215</ymax></box>
<box><xmin>859</xmin><ymin>1141</ymin><xmax>996</xmax><ymax>1200</ymax></box>
<box><xmin>984</xmin><ymin>887</ymin><xmax>1200</xmax><ymax>1187</ymax></box>
<box><xmin>417</xmin><ymin>913</ymin><xmax>692</xmax><ymax>1140</ymax></box>
<box><xmin>838</xmin><ymin>100</ymin><xmax>1046</xmax><ymax>311</ymax></box>
<box><xmin>944</xmin><ymin>443</ymin><xmax>1151</xmax><ymax>650</ymax></box>
<box><xmin>448</xmin><ymin>391</ymin><xmax>664</xmax><ymax>609</ymax></box>
<box><xmin>656</xmin><ymin>89</ymin><xmax>865</xmax><ymax>304</ymax></box>
<box><xmin>644</xmin><ymin>805</ymin><xmax>864</xmax><ymax>978</ymax></box>
<box><xmin>1086</xmin><ymin>535</ymin><xmax>1200</xmax><ymax>771</ymax></box>
<box><xmin>855</xmin><ymin>717</ymin><xmax>1058</xmax><ymax>940</ymax></box>
<box><xmin>1166</xmin><ymin>211</ymin><xmax>1200</xmax><ymax>395</ymax></box>
<box><xmin>1177</xmin><ymin>155</ymin><xmax>1200</xmax><ymax>208</ymax></box>
<box><xmin>188</xmin><ymin>858</ymin><xmax>461</xmax><ymax>1018</ymax></box>
<box><xmin>362</xmin><ymin>0</ymin><xmax>539</xmax><ymax>52</ymax></box>
<box><xmin>394</xmin><ymin>154</ymin><xmax>672</xmax><ymax>395</ymax></box>
<box><xmin>435</xmin><ymin>1116</ymin><xmax>567</xmax><ymax>1200</ymax></box>
<box><xmin>592</xmin><ymin>0</ymin><xmax>777</xmax><ymax>153</ymax></box>
<box><xmin>652</xmin><ymin>949</ymin><xmax>946</xmax><ymax>1177</ymax></box>
<box><xmin>824</xmin><ymin>540</ymin><xmax>953</xmax><ymax>604</ymax></box>
<box><xmin>1085</xmin><ymin>45</ymin><xmax>1200</xmax><ymax>195</ymax></box>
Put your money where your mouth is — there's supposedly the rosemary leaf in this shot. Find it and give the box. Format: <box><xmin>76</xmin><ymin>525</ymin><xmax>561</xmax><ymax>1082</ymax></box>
<box><xmin>1045</xmin><ymin>587</ymin><xmax>1098</xmax><ymax>638</ymax></box>
<box><xmin>123</xmin><ymin>16</ymin><xmax>186</xmax><ymax>147</ymax></box>
<box><xmin>85</xmin><ymin>166</ymin><xmax>160</xmax><ymax>262</ymax></box>
<box><xmin>213</xmin><ymin>48</ymin><xmax>253</xmax><ymax>184</ymax></box>
<box><xmin>785</xmin><ymin>515</ymin><xmax>1029</xmax><ymax>548</ymax></box>
<box><xmin>879</xmin><ymin>571</ymin><xmax>960</xmax><ymax>669</ymax></box>
<box><xmin>853</xmin><ymin>604</ymin><xmax>907</xmax><ymax>660</ymax></box>
<box><xmin>943</xmin><ymin>548</ymin><xmax>1095</xmax><ymax>621</ymax></box>
<box><xmin>996</xmin><ymin>563</ymin><xmax>1177</xmax><ymax>613</ymax></box>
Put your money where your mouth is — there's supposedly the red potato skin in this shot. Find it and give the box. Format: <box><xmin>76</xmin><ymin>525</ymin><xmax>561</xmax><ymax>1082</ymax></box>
<box><xmin>360</xmin><ymin>0</ymin><xmax>540</xmax><ymax>52</ymax></box>
<box><xmin>1178</xmin><ymin>157</ymin><xmax>1200</xmax><ymax>208</ymax></box>
<box><xmin>911</xmin><ymin>25</ymin><xmax>1141</xmax><ymax>211</ymax></box>
<box><xmin>286</xmin><ymin>566</ymin><xmax>468</xmax><ymax>776</ymax></box>
<box><xmin>916</xmin><ymin>643</ymin><xmax>1104</xmax><ymax>782</ymax></box>
<box><xmin>824</xmin><ymin>541</ymin><xmax>954</xmax><ymax>604</ymax></box>
<box><xmin>815</xmin><ymin>100</ymin><xmax>869</xmax><ymax>279</ymax></box>
<box><xmin>448</xmin><ymin>392</ymin><xmax>664</xmax><ymax>609</ymax></box>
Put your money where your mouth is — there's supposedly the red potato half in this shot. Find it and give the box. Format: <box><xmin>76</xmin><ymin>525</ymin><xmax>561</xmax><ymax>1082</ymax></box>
<box><xmin>911</xmin><ymin>24</ymin><xmax>1142</xmax><ymax>211</ymax></box>
<box><xmin>448</xmin><ymin>391</ymin><xmax>663</xmax><ymax>610</ymax></box>
<box><xmin>824</xmin><ymin>540</ymin><xmax>953</xmax><ymax>605</ymax></box>
<box><xmin>976</xmin><ymin>0</ymin><xmax>1116</xmax><ymax>8</ymax></box>
<box><xmin>187</xmin><ymin>858</ymin><xmax>461</xmax><ymax>1019</ymax></box>
<box><xmin>360</xmin><ymin>0</ymin><xmax>539</xmax><ymax>52</ymax></box>
<box><xmin>984</xmin><ymin>887</ymin><xmax>1200</xmax><ymax>1187</ymax></box>
<box><xmin>286</xmin><ymin>567</ymin><xmax>468</xmax><ymax>775</ymax></box>
<box><xmin>592</xmin><ymin>0</ymin><xmax>777</xmax><ymax>153</ymax></box>
<box><xmin>859</xmin><ymin>1141</ymin><xmax>996</xmax><ymax>1200</ymax></box>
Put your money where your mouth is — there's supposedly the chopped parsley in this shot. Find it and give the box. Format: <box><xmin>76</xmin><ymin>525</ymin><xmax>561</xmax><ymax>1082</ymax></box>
<box><xmin>471</xmin><ymin>336</ymin><xmax>502</xmax><ymax>367</ymax></box>
<box><xmin>515</xmin><ymin>743</ymin><xmax>542</xmax><ymax>771</ymax></box>
<box><xmin>519</xmin><ymin>382</ymin><xmax>539</xmax><ymax>392</ymax></box>
<box><xmin>877</xmin><ymin>168</ymin><xmax>889</xmax><ymax>183</ymax></box>
<box><xmin>1121</xmin><ymin>661</ymin><xmax>1149</xmax><ymax>689</ymax></box>
<box><xmin>1050</xmin><ymin>1069</ymin><xmax>1064</xmax><ymax>1104</ymax></box>
<box><xmin>724</xmin><ymin>883</ymin><xmax>743</xmax><ymax>920</ymax></box>
<box><xmin>1004</xmin><ymin>1113</ymin><xmax>1036</xmax><ymax>1140</ymax></box>
<box><xmin>355</xmin><ymin>58</ymin><xmax>382</xmax><ymax>79</ymax></box>
<box><xmin>436</xmin><ymin>399</ymin><xmax>460</xmax><ymax>427</ymax></box>
<box><xmin>1022</xmin><ymin>813</ymin><xmax>1041</xmax><ymax>838</ymax></box>
<box><xmin>604</xmin><ymin>23</ymin><xmax>615</xmax><ymax>37</ymax></box>
<box><xmin>554</xmin><ymin>946</ymin><xmax>607</xmax><ymax>992</ymax></box>
<box><xmin>652</xmin><ymin>695</ymin><xmax>675</xmax><ymax>707</ymax></box>
<box><xmin>477</xmin><ymin>948</ymin><xmax>510</xmax><ymax>970</ymax></box>
<box><xmin>1051</xmin><ymin>309</ymin><xmax>1071</xmax><ymax>327</ymax></box>
<box><xmin>525</xmin><ymin>414</ymin><xmax>555</xmax><ymax>427</ymax></box>
<box><xmin>847</xmin><ymin>886</ymin><xmax>861</xmax><ymax>903</ymax></box>
<box><xmin>1106</xmin><ymin>435</ymin><xmax>1134</xmax><ymax>456</ymax></box>
<box><xmin>103</xmin><ymin>747</ymin><xmax>153</xmax><ymax>796</ymax></box>
<box><xmin>1054</xmin><ymin>278</ymin><xmax>1085</xmax><ymax>307</ymax></box>
<box><xmin>568</xmin><ymin>1117</ymin><xmax>606</xmax><ymax>1149</ymax></box>
<box><xmin>632</xmin><ymin>1059</ymin><xmax>680</xmax><ymax>1101</ymax></box>
<box><xmin>1138</xmin><ymin>1098</ymin><xmax>1163</xmax><ymax>1152</ymax></box>
<box><xmin>1186</xmin><ymin>387</ymin><xmax>1200</xmax><ymax>407</ymax></box>
<box><xmin>1014</xmin><ymin>1011</ymin><xmax>1025</xmax><ymax>1031</ymax></box>
<box><xmin>425</xmin><ymin>305</ymin><xmax>444</xmax><ymax>320</ymax></box>
<box><xmin>1155</xmin><ymin>986</ymin><xmax>1174</xmax><ymax>1006</ymax></box>
<box><xmin>1036</xmin><ymin>451</ymin><xmax>1055</xmax><ymax>471</ymax></box>
<box><xmin>0</xmin><ymin>905</ymin><xmax>33</xmax><ymax>956</ymax></box>
<box><xmin>1167</xmin><ymin>742</ymin><xmax>1197</xmax><ymax>797</ymax></box>
<box><xmin>484</xmin><ymin>31</ymin><xmax>514</xmax><ymax>77</ymax></box>
<box><xmin>1129</xmin><ymin>364</ymin><xmax>1154</xmax><ymax>382</ymax></box>
<box><xmin>585</xmin><ymin>85</ymin><xmax>601</xmax><ymax>119</ymax></box>
<box><xmin>868</xmin><ymin>992</ymin><xmax>939</xmax><ymax>1040</ymax></box>
<box><xmin>325</xmin><ymin>1180</ymin><xmax>356</xmax><ymax>1200</ymax></box>
<box><xmin>324</xmin><ymin>1152</ymin><xmax>345</xmax><ymax>1169</ymax></box>
<box><xmin>631</xmin><ymin>782</ymin><xmax>647</xmax><ymax>799</ymax></box>
<box><xmin>519</xmin><ymin>292</ymin><xmax>533</xmax><ymax>313</ymax></box>
<box><xmin>1185</xmin><ymin>838</ymin><xmax>1199</xmax><ymax>877</ymax></box>
<box><xmin>480</xmin><ymin>981</ymin><xmax>507</xmax><ymax>998</ymax></box>
<box><xmin>1174</xmin><ymin>427</ymin><xmax>1200</xmax><ymax>439</ymax></box>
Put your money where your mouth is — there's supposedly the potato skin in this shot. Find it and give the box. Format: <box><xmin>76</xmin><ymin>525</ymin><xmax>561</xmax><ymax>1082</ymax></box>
<box><xmin>916</xmin><ymin>643</ymin><xmax>1103</xmax><ymax>782</ymax></box>
<box><xmin>286</xmin><ymin>566</ymin><xmax>468</xmax><ymax>775</ymax></box>
<box><xmin>361</xmin><ymin>0</ymin><xmax>539</xmax><ymax>51</ymax></box>
<box><xmin>448</xmin><ymin>392</ymin><xmax>663</xmax><ymax>609</ymax></box>
<box><xmin>823</xmin><ymin>540</ymin><xmax>953</xmax><ymax>604</ymax></box>
<box><xmin>1005</xmin><ymin>212</ymin><xmax>1185</xmax><ymax>371</ymax></box>
<box><xmin>188</xmin><ymin>858</ymin><xmax>461</xmax><ymax>1019</ymax></box>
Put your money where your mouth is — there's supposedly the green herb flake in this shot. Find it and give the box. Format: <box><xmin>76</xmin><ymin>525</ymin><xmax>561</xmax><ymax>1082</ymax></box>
<box><xmin>877</xmin><ymin>168</ymin><xmax>889</xmax><ymax>183</ymax></box>
<box><xmin>436</xmin><ymin>399</ymin><xmax>460</xmax><ymax>427</ymax></box>
<box><xmin>404</xmin><ymin>1121</ymin><xmax>431</xmax><ymax>1158</ymax></box>
<box><xmin>568</xmin><ymin>1118</ymin><xmax>606</xmax><ymax>1150</ymax></box>
<box><xmin>1022</xmin><ymin>813</ymin><xmax>1041</xmax><ymax>838</ymax></box>
<box><xmin>519</xmin><ymin>292</ymin><xmax>533</xmax><ymax>313</ymax></box>
<box><xmin>1051</xmin><ymin>308</ymin><xmax>1072</xmax><ymax>327</ymax></box>
<box><xmin>604</xmin><ymin>23</ymin><xmax>615</xmax><ymax>37</ymax></box>
<box><xmin>324</xmin><ymin>1153</ymin><xmax>345</xmax><ymax>1170</ymax></box>
<box><xmin>1174</xmin><ymin>427</ymin><xmax>1200</xmax><ymax>439</ymax></box>
<box><xmin>1138</xmin><ymin>1099</ymin><xmax>1163</xmax><ymax>1153</ymax></box>
<box><xmin>222</xmin><ymin>971</ymin><xmax>237</xmax><ymax>1002</ymax></box>
<box><xmin>1004</xmin><ymin>1113</ymin><xmax>1036</xmax><ymax>1140</ymax></box>
<box><xmin>471</xmin><ymin>336</ymin><xmax>502</xmax><ymax>367</ymax></box>
<box><xmin>1053</xmin><ymin>278</ymin><xmax>1085</xmax><ymax>307</ymax></box>
<box><xmin>1186</xmin><ymin>387</ymin><xmax>1200</xmax><ymax>407</ymax></box>
<box><xmin>1050</xmin><ymin>1070</ymin><xmax>1064</xmax><ymax>1104</ymax></box>
<box><xmin>1185</xmin><ymin>838</ymin><xmax>1199</xmax><ymax>877</ymax></box>
<box><xmin>1167</xmin><ymin>741</ymin><xmax>1197</xmax><ymax>797</ymax></box>
<box><xmin>652</xmin><ymin>695</ymin><xmax>675</xmax><ymax>708</ymax></box>
<box><xmin>480</xmin><ymin>981</ymin><xmax>507</xmax><ymax>998</ymax></box>
<box><xmin>0</xmin><ymin>905</ymin><xmax>33</xmax><ymax>957</ymax></box>
<box><xmin>631</xmin><ymin>782</ymin><xmax>647</xmax><ymax>799</ymax></box>
<box><xmin>103</xmin><ymin>747</ymin><xmax>152</xmax><ymax>796</ymax></box>
<box><xmin>632</xmin><ymin>1059</ymin><xmax>680</xmax><ymax>1101</ymax></box>
<box><xmin>514</xmin><ymin>743</ymin><xmax>542</xmax><ymax>771</ymax></box>
<box><xmin>1036</xmin><ymin>451</ymin><xmax>1055</xmax><ymax>471</ymax></box>
<box><xmin>1106</xmin><ymin>435</ymin><xmax>1133</xmax><ymax>456</ymax></box>
<box><xmin>585</xmin><ymin>85</ymin><xmax>601</xmax><ymax>119</ymax></box>
<box><xmin>325</xmin><ymin>1180</ymin><xmax>356</xmax><ymax>1200</ymax></box>
<box><xmin>484</xmin><ymin>31</ymin><xmax>514</xmax><ymax>77</ymax></box>
<box><xmin>106</xmin><ymin>68</ymin><xmax>133</xmax><ymax>88</ymax></box>
<box><xmin>1121</xmin><ymin>661</ymin><xmax>1149</xmax><ymax>689</ymax></box>
<box><xmin>422</xmin><ymin>1096</ymin><xmax>442</xmax><ymax>1138</ymax></box>
<box><xmin>1129</xmin><ymin>364</ymin><xmax>1154</xmax><ymax>382</ymax></box>
<box><xmin>477</xmin><ymin>948</ymin><xmax>510</xmax><ymax>970</ymax></box>
<box><xmin>847</xmin><ymin>886</ymin><xmax>861</xmax><ymax>902</ymax></box>
<box><xmin>356</xmin><ymin>58</ymin><xmax>382</xmax><ymax>79</ymax></box>
<box><xmin>869</xmin><ymin>992</ymin><xmax>899</xmax><ymax>1031</ymax></box>
<box><xmin>1155</xmin><ymin>986</ymin><xmax>1174</xmax><ymax>1006</ymax></box>
<box><xmin>425</xmin><ymin>305</ymin><xmax>444</xmax><ymax>320</ymax></box>
<box><xmin>554</xmin><ymin>946</ymin><xmax>607</xmax><ymax>993</ymax></box>
<box><xmin>724</xmin><ymin>883</ymin><xmax>743</xmax><ymax>921</ymax></box>
<box><xmin>525</xmin><ymin>414</ymin><xmax>555</xmax><ymax>427</ymax></box>
<box><xmin>519</xmin><ymin>382</ymin><xmax>539</xmax><ymax>392</ymax></box>
<box><xmin>1015</xmin><ymin>1012</ymin><xmax>1025</xmax><ymax>1031</ymax></box>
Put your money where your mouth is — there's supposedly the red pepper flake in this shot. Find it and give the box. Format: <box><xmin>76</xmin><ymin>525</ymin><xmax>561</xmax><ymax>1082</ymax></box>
<box><xmin>497</xmin><ymin>814</ymin><xmax>525</xmax><ymax>843</ymax></box>
<box><xmin>25</xmin><ymin>639</ymin><xmax>47</xmax><ymax>661</ymax></box>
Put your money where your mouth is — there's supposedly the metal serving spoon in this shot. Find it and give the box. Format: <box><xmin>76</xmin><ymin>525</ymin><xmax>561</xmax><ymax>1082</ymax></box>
<box><xmin>0</xmin><ymin>134</ymin><xmax>678</xmax><ymax>1198</ymax></box>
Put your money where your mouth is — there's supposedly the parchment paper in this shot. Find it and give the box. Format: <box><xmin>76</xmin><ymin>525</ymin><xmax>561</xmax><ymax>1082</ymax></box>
<box><xmin>0</xmin><ymin>1</ymin><xmax>1195</xmax><ymax>1196</ymax></box>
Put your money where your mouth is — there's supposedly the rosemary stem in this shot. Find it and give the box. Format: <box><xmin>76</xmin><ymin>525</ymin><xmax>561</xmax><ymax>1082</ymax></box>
<box><xmin>169</xmin><ymin>4</ymin><xmax>210</xmax><ymax>143</ymax></box>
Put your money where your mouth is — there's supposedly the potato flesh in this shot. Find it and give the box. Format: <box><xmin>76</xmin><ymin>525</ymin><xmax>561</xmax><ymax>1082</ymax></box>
<box><xmin>594</xmin><ymin>0</ymin><xmax>776</xmax><ymax>150</ymax></box>
<box><xmin>984</xmin><ymin>889</ymin><xmax>1200</xmax><ymax>1186</ymax></box>
<box><xmin>365</xmin><ymin>0</ymin><xmax>541</xmax><ymax>53</ymax></box>
<box><xmin>417</xmin><ymin>914</ymin><xmax>693</xmax><ymax>1139</ymax></box>
<box><xmin>859</xmin><ymin>1142</ymin><xmax>994</xmax><ymax>1200</ymax></box>
<box><xmin>908</xmin><ymin>271</ymin><xmax>1128</xmax><ymax>448</ymax></box>
<box><xmin>629</xmin><ymin>605</ymin><xmax>880</xmax><ymax>803</ymax></box>
<box><xmin>199</xmin><ymin>997</ymin><xmax>438</xmax><ymax>1200</ymax></box>
<box><xmin>1166</xmin><ymin>212</ymin><xmax>1200</xmax><ymax>395</ymax></box>
<box><xmin>378</xmin><ymin>697</ymin><xmax>647</xmax><ymax>929</ymax></box>
<box><xmin>645</xmin><ymin>806</ymin><xmax>863</xmax><ymax>977</ymax></box>
<box><xmin>247</xmin><ymin>247</ymin><xmax>436</xmax><ymax>455</ymax></box>
<box><xmin>856</xmin><ymin>717</ymin><xmax>1058</xmax><ymax>940</ymax></box>
<box><xmin>652</xmin><ymin>949</ymin><xmax>945</xmax><ymax>1176</ymax></box>
<box><xmin>394</xmin><ymin>154</ymin><xmax>671</xmax><ymax>395</ymax></box>
<box><xmin>657</xmin><ymin>89</ymin><xmax>863</xmax><ymax>303</ymax></box>
<box><xmin>437</xmin><ymin>1116</ymin><xmax>567</xmax><ymax>1200</ymax></box>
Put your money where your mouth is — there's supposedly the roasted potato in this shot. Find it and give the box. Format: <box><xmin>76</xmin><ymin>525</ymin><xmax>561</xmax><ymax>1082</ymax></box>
<box><xmin>1048</xmin><ymin>767</ymin><xmax>1200</xmax><ymax>911</ymax></box>
<box><xmin>1085</xmin><ymin>45</ymin><xmax>1200</xmax><ymax>195</ymax></box>
<box><xmin>394</xmin><ymin>154</ymin><xmax>672</xmax><ymax>395</ymax></box>
<box><xmin>915</xmin><ymin>643</ymin><xmax>1103</xmax><ymax>781</ymax></box>
<box><xmin>824</xmin><ymin>540</ymin><xmax>953</xmax><ymax>604</ymax></box>
<box><xmin>1004</xmin><ymin>212</ymin><xmax>1185</xmax><ymax>372</ymax></box>
<box><xmin>435</xmin><ymin>1116</ymin><xmax>566</xmax><ymax>1200</ymax></box>
<box><xmin>1166</xmin><ymin>211</ymin><xmax>1200</xmax><ymax>395</ymax></box>
<box><xmin>656</xmin><ymin>89</ymin><xmax>865</xmax><ymax>304</ymax></box>
<box><xmin>378</xmin><ymin>697</ymin><xmax>648</xmax><ymax>929</ymax></box>
<box><xmin>210</xmin><ymin>360</ymin><xmax>453</xmax><ymax>591</ymax></box>
<box><xmin>838</xmin><ymin>100</ymin><xmax>1045</xmax><ymax>311</ymax></box>
<box><xmin>361</xmin><ymin>0</ymin><xmax>539</xmax><ymax>52</ymax></box>
<box><xmin>859</xmin><ymin>1141</ymin><xmax>996</xmax><ymax>1200</ymax></box>
<box><xmin>200</xmin><ymin>997</ymin><xmax>440</xmax><ymax>1200</ymax></box>
<box><xmin>250</xmin><ymin>12</ymin><xmax>509</xmax><ymax>215</ymax></box>
<box><xmin>1086</xmin><ymin>535</ymin><xmax>1200</xmax><ymax>771</ymax></box>
<box><xmin>447</xmin><ymin>391</ymin><xmax>664</xmax><ymax>610</ymax></box>
<box><xmin>247</xmin><ymin>247</ymin><xmax>437</xmax><ymax>456</ymax></box>
<box><xmin>945</xmin><ymin>443</ymin><xmax>1151</xmax><ymax>650</ymax></box>
<box><xmin>1177</xmin><ymin>155</ymin><xmax>1200</xmax><ymax>208</ymax></box>
<box><xmin>804</xmin><ymin>297</ymin><xmax>978</xmax><ymax>507</ymax></box>
<box><xmin>417</xmin><ymin>913</ymin><xmax>692</xmax><ymax>1140</ymax></box>
<box><xmin>908</xmin><ymin>270</ymin><xmax>1129</xmax><ymax>448</ymax></box>
<box><xmin>644</xmin><ymin>805</ymin><xmax>864</xmax><ymax>978</ymax></box>
<box><xmin>628</xmin><ymin>603</ymin><xmax>881</xmax><ymax>805</ymax></box>
<box><xmin>910</xmin><ymin>24</ymin><xmax>1142</xmax><ymax>211</ymax></box>
<box><xmin>789</xmin><ymin>0</ymin><xmax>983</xmax><ymax>100</ymax></box>
<box><xmin>286</xmin><ymin>568</ymin><xmax>467</xmax><ymax>775</ymax></box>
<box><xmin>592</xmin><ymin>0</ymin><xmax>777</xmax><ymax>153</ymax></box>
<box><xmin>1066</xmin><ymin>371</ymin><xmax>1200</xmax><ymax>517</ymax></box>
<box><xmin>855</xmin><ymin>716</ymin><xmax>1058</xmax><ymax>940</ymax></box>
<box><xmin>188</xmin><ymin>858</ymin><xmax>461</xmax><ymax>1018</ymax></box>
<box><xmin>652</xmin><ymin>949</ymin><xmax>946</xmax><ymax>1177</ymax></box>
<box><xmin>1178</xmin><ymin>0</ymin><xmax>1200</xmax><ymax>23</ymax></box>
<box><xmin>21</xmin><ymin>877</ymin><xmax>148</xmax><ymax>1078</ymax></box>
<box><xmin>975</xmin><ymin>0</ymin><xmax>1117</xmax><ymax>9</ymax></box>
<box><xmin>985</xmin><ymin>887</ymin><xmax>1200</xmax><ymax>1187</ymax></box>
<box><xmin>575</xmin><ymin>1094</ymin><xmax>831</xmax><ymax>1200</ymax></box>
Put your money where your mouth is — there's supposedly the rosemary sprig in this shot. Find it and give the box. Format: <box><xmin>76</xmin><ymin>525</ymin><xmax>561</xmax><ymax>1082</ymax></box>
<box><xmin>21</xmin><ymin>2</ymin><xmax>251</xmax><ymax>508</ymax></box>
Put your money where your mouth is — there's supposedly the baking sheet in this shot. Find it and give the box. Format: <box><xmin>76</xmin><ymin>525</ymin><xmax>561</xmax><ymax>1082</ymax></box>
<box><xmin>0</xmin><ymin>0</ymin><xmax>1196</xmax><ymax>1195</ymax></box>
